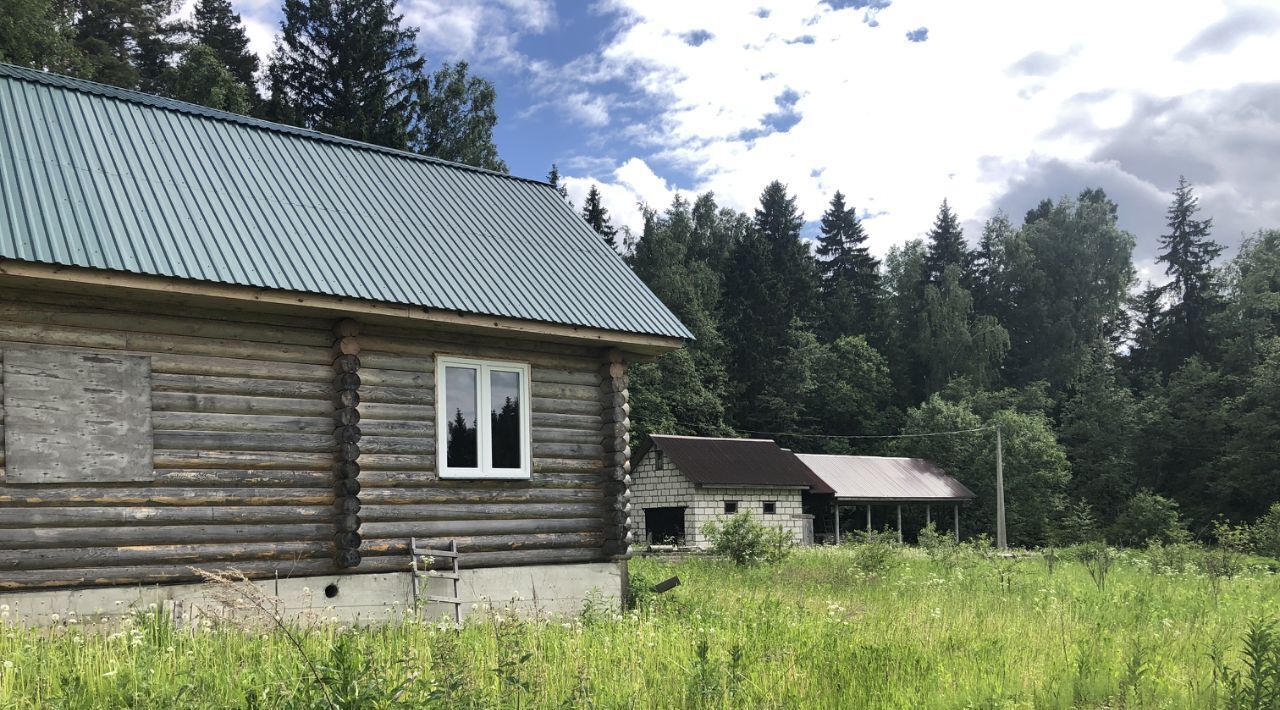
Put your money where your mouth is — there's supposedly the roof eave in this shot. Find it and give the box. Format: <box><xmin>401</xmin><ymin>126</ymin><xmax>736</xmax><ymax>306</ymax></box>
<box><xmin>0</xmin><ymin>260</ymin><xmax>688</xmax><ymax>354</ymax></box>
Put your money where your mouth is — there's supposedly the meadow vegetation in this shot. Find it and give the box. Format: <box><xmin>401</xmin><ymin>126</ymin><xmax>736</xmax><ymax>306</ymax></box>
<box><xmin>2</xmin><ymin>535</ymin><xmax>1279</xmax><ymax>709</ymax></box>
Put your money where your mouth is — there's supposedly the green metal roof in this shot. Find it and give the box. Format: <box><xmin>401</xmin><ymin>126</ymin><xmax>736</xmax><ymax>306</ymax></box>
<box><xmin>0</xmin><ymin>63</ymin><xmax>692</xmax><ymax>340</ymax></box>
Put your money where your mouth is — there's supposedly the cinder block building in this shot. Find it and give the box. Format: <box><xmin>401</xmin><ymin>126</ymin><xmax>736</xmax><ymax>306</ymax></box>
<box><xmin>630</xmin><ymin>435</ymin><xmax>831</xmax><ymax>547</ymax></box>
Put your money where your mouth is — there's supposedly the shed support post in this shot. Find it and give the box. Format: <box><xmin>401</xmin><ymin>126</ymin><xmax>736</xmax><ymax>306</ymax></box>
<box><xmin>834</xmin><ymin>503</ymin><xmax>840</xmax><ymax>545</ymax></box>
<box><xmin>896</xmin><ymin>505</ymin><xmax>903</xmax><ymax>543</ymax></box>
<box><xmin>866</xmin><ymin>504</ymin><xmax>872</xmax><ymax>533</ymax></box>
<box><xmin>926</xmin><ymin>505</ymin><xmax>931</xmax><ymax>527</ymax></box>
<box><xmin>954</xmin><ymin>504</ymin><xmax>960</xmax><ymax>542</ymax></box>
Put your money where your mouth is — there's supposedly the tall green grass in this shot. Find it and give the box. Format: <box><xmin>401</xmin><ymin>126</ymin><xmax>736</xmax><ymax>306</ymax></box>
<box><xmin>1</xmin><ymin>546</ymin><xmax>1277</xmax><ymax>708</ymax></box>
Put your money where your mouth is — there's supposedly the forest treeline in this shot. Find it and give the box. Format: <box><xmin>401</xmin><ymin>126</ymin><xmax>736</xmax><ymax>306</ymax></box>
<box><xmin>1</xmin><ymin>0</ymin><xmax>506</xmax><ymax>170</ymax></box>
<box><xmin>618</xmin><ymin>179</ymin><xmax>1280</xmax><ymax>547</ymax></box>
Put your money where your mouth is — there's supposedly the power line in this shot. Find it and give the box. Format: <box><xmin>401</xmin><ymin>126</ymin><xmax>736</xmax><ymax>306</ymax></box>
<box><xmin>736</xmin><ymin>425</ymin><xmax>998</xmax><ymax>441</ymax></box>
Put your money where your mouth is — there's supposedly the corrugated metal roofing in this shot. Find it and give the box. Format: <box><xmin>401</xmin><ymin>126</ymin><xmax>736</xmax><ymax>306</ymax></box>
<box><xmin>795</xmin><ymin>454</ymin><xmax>975</xmax><ymax>501</ymax></box>
<box><xmin>647</xmin><ymin>435</ymin><xmax>834</xmax><ymax>493</ymax></box>
<box><xmin>0</xmin><ymin>63</ymin><xmax>692</xmax><ymax>340</ymax></box>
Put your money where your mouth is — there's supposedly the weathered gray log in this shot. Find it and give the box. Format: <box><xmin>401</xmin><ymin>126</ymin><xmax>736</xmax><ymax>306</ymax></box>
<box><xmin>153</xmin><ymin>469</ymin><xmax>333</xmax><ymax>487</ymax></box>
<box><xmin>153</xmin><ymin>450</ymin><xmax>336</xmax><ymax>469</ymax></box>
<box><xmin>531</xmin><ymin>397</ymin><xmax>599</xmax><ymax>416</ymax></box>
<box><xmin>0</xmin><ymin>487</ymin><xmax>333</xmax><ymax>506</ymax></box>
<box><xmin>0</xmin><ymin>559</ymin><xmax>343</xmax><ymax>590</ymax></box>
<box><xmin>0</xmin><ymin>505</ymin><xmax>337</xmax><ymax>527</ymax></box>
<box><xmin>358</xmin><ymin>486</ymin><xmax>602</xmax><ymax>505</ymax></box>
<box><xmin>358</xmin><ymin>436</ymin><xmax>435</xmax><ymax>455</ymax></box>
<box><xmin>151</xmin><ymin>412</ymin><xmax>335</xmax><ymax>434</ymax></box>
<box><xmin>358</xmin><ymin>385</ymin><xmax>432</xmax><ymax>405</ymax></box>
<box><xmin>0</xmin><ymin>541</ymin><xmax>335</xmax><ymax>571</ymax></box>
<box><xmin>331</xmin><ymin>317</ymin><xmax>363</xmax><ymax>569</ymax></box>
<box><xmin>599</xmin><ymin>349</ymin><xmax>632</xmax><ymax>560</ymax></box>
<box><xmin>151</xmin><ymin>373</ymin><xmax>331</xmax><ymax>399</ymax></box>
<box><xmin>152</xmin><ymin>432</ymin><xmax>338</xmax><ymax>453</ymax></box>
<box><xmin>357</xmin><ymin>470</ymin><xmax>601</xmax><ymax>488</ymax></box>
<box><xmin>357</xmin><ymin>402</ymin><xmax>434</xmax><ymax>421</ymax></box>
<box><xmin>0</xmin><ymin>523</ymin><xmax>337</xmax><ymax>549</ymax></box>
<box><xmin>358</xmin><ymin>501</ymin><xmax>605</xmax><ymax>522</ymax></box>
<box><xmin>151</xmin><ymin>392</ymin><xmax>334</xmax><ymax>418</ymax></box>
<box><xmin>360</xmin><ymin>531</ymin><xmax>604</xmax><ymax>556</ymax></box>
<box><xmin>359</xmin><ymin>517</ymin><xmax>603</xmax><ymax>538</ymax></box>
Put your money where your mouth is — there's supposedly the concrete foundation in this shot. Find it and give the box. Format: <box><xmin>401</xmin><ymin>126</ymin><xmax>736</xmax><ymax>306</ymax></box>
<box><xmin>0</xmin><ymin>561</ymin><xmax>624</xmax><ymax>626</ymax></box>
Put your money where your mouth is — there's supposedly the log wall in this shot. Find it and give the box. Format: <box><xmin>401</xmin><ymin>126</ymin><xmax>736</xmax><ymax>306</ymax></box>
<box><xmin>0</xmin><ymin>286</ymin><xmax>627</xmax><ymax>590</ymax></box>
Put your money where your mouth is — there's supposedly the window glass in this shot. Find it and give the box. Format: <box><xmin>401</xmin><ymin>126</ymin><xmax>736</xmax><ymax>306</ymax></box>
<box><xmin>762</xmin><ymin>501</ymin><xmax>776</xmax><ymax>514</ymax></box>
<box><xmin>724</xmin><ymin>501</ymin><xmax>738</xmax><ymax>514</ymax></box>
<box><xmin>445</xmin><ymin>366</ymin><xmax>478</xmax><ymax>468</ymax></box>
<box><xmin>490</xmin><ymin>369</ymin><xmax>522</xmax><ymax>469</ymax></box>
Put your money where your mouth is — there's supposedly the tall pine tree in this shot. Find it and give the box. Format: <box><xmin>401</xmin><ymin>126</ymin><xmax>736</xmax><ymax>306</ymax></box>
<box><xmin>816</xmin><ymin>191</ymin><xmax>880</xmax><ymax>339</ymax></box>
<box><xmin>923</xmin><ymin>199</ymin><xmax>970</xmax><ymax>285</ymax></box>
<box><xmin>580</xmin><ymin>185</ymin><xmax>618</xmax><ymax>248</ymax></box>
<box><xmin>1156</xmin><ymin>176</ymin><xmax>1223</xmax><ymax>368</ymax></box>
<box><xmin>191</xmin><ymin>0</ymin><xmax>258</xmax><ymax>87</ymax></box>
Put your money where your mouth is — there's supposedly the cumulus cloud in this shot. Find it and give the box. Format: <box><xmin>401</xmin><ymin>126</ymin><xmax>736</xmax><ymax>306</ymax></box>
<box><xmin>1175</xmin><ymin>6</ymin><xmax>1280</xmax><ymax>61</ymax></box>
<box><xmin>553</xmin><ymin>0</ymin><xmax>1280</xmax><ymax>260</ymax></box>
<box><xmin>905</xmin><ymin>27</ymin><xmax>929</xmax><ymax>42</ymax></box>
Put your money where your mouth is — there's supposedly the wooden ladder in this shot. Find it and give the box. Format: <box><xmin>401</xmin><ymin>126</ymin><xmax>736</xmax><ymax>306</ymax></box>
<box><xmin>410</xmin><ymin>538</ymin><xmax>462</xmax><ymax>624</ymax></box>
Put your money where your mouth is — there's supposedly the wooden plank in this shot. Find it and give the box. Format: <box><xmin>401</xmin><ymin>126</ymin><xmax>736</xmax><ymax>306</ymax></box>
<box><xmin>0</xmin><ymin>505</ymin><xmax>336</xmax><ymax>527</ymax></box>
<box><xmin>152</xmin><ymin>469</ymin><xmax>332</xmax><ymax>487</ymax></box>
<box><xmin>150</xmin><ymin>412</ymin><xmax>335</xmax><ymax>435</ymax></box>
<box><xmin>151</xmin><ymin>373</ymin><xmax>331</xmax><ymax>399</ymax></box>
<box><xmin>0</xmin><ymin>486</ymin><xmax>333</xmax><ymax>506</ymax></box>
<box><xmin>152</xmin><ymin>431</ymin><xmax>338</xmax><ymax>453</ymax></box>
<box><xmin>151</xmin><ymin>392</ymin><xmax>334</xmax><ymax>417</ymax></box>
<box><xmin>3</xmin><ymin>347</ymin><xmax>153</xmax><ymax>483</ymax></box>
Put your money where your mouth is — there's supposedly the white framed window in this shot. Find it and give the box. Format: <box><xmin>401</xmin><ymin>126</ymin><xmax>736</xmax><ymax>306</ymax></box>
<box><xmin>436</xmin><ymin>356</ymin><xmax>531</xmax><ymax>479</ymax></box>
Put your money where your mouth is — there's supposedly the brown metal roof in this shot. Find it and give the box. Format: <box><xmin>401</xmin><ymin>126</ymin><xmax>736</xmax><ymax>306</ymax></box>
<box><xmin>795</xmin><ymin>454</ymin><xmax>975</xmax><ymax>501</ymax></box>
<box><xmin>646</xmin><ymin>435</ymin><xmax>834</xmax><ymax>493</ymax></box>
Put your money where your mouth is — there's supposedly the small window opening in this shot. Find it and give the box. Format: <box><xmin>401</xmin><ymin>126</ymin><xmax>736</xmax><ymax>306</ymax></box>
<box><xmin>762</xmin><ymin>501</ymin><xmax>776</xmax><ymax>514</ymax></box>
<box><xmin>724</xmin><ymin>501</ymin><xmax>738</xmax><ymax>514</ymax></box>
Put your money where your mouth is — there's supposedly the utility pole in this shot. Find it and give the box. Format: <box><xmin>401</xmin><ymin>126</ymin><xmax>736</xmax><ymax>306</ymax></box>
<box><xmin>995</xmin><ymin>423</ymin><xmax>1007</xmax><ymax>549</ymax></box>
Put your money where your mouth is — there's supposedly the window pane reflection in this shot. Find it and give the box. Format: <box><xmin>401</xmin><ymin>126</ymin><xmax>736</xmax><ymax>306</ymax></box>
<box><xmin>445</xmin><ymin>366</ymin><xmax>478</xmax><ymax>468</ymax></box>
<box><xmin>490</xmin><ymin>370</ymin><xmax>522</xmax><ymax>468</ymax></box>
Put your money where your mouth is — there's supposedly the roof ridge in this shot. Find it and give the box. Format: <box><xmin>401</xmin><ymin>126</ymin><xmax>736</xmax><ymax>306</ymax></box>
<box><xmin>0</xmin><ymin>62</ymin><xmax>548</xmax><ymax>187</ymax></box>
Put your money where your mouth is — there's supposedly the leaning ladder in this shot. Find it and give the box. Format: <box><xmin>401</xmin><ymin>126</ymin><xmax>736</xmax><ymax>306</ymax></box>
<box><xmin>410</xmin><ymin>538</ymin><xmax>462</xmax><ymax>624</ymax></box>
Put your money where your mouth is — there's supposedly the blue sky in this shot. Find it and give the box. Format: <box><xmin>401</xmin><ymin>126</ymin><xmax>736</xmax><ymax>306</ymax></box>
<box><xmin>224</xmin><ymin>0</ymin><xmax>1280</xmax><ymax>279</ymax></box>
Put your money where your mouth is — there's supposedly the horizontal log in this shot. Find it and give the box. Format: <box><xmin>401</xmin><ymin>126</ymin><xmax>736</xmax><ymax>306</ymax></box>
<box><xmin>356</xmin><ymin>419</ymin><xmax>431</xmax><ymax>437</ymax></box>
<box><xmin>532</xmin><ymin>442</ymin><xmax>603</xmax><ymax>460</ymax></box>
<box><xmin>357</xmin><ymin>368</ymin><xmax>431</xmax><ymax>389</ymax></box>
<box><xmin>0</xmin><ymin>505</ymin><xmax>335</xmax><ymax>528</ymax></box>
<box><xmin>152</xmin><ymin>432</ymin><xmax>338</xmax><ymax>453</ymax></box>
<box><xmin>360</xmin><ymin>337</ymin><xmax>599</xmax><ymax>371</ymax></box>
<box><xmin>357</xmin><ymin>471</ymin><xmax>602</xmax><ymax>489</ymax></box>
<box><xmin>152</xmin><ymin>450</ymin><xmax>335</xmax><ymax>470</ymax></box>
<box><xmin>358</xmin><ymin>402</ymin><xmax>434</xmax><ymax>421</ymax></box>
<box><xmin>361</xmin><ymin>531</ymin><xmax>604</xmax><ymax>556</ymax></box>
<box><xmin>150</xmin><ymin>354</ymin><xmax>332</xmax><ymax>382</ymax></box>
<box><xmin>360</xmin><ymin>517</ymin><xmax>603</xmax><ymax>539</ymax></box>
<box><xmin>0</xmin><ymin>523</ymin><xmax>335</xmax><ymax>549</ymax></box>
<box><xmin>532</xmin><ymin>397</ymin><xmax>599</xmax><ymax>416</ymax></box>
<box><xmin>150</xmin><ymin>412</ymin><xmax>335</xmax><ymax>435</ymax></box>
<box><xmin>0</xmin><ymin>541</ymin><xmax>334</xmax><ymax>571</ymax></box>
<box><xmin>151</xmin><ymin>392</ymin><xmax>334</xmax><ymax>418</ymax></box>
<box><xmin>533</xmin><ymin>412</ymin><xmax>601</xmax><ymax>431</ymax></box>
<box><xmin>360</xmin><ymin>328</ymin><xmax>598</xmax><ymax>360</ymax></box>
<box><xmin>360</xmin><ymin>487</ymin><xmax>602</xmax><ymax>505</ymax></box>
<box><xmin>533</xmin><ymin>458</ymin><xmax>606</xmax><ymax>474</ymax></box>
<box><xmin>357</xmin><ymin>454</ymin><xmax>437</xmax><ymax>471</ymax></box>
<box><xmin>533</xmin><ymin>428</ymin><xmax>604</xmax><ymax>446</ymax></box>
<box><xmin>350</xmin><ymin>352</ymin><xmax>434</xmax><ymax>374</ymax></box>
<box><xmin>0</xmin><ymin>558</ymin><xmax>342</xmax><ymax>590</ymax></box>
<box><xmin>530</xmin><ymin>382</ymin><xmax>598</xmax><ymax>402</ymax></box>
<box><xmin>361</xmin><ymin>385</ymin><xmax>433</xmax><ymax>405</ymax></box>
<box><xmin>532</xmin><ymin>367</ymin><xmax>599</xmax><ymax>387</ymax></box>
<box><xmin>0</xmin><ymin>287</ymin><xmax>335</xmax><ymax>331</ymax></box>
<box><xmin>359</xmin><ymin>502</ymin><xmax>605</xmax><ymax>522</ymax></box>
<box><xmin>152</xmin><ymin>373</ymin><xmax>331</xmax><ymax>399</ymax></box>
<box><xmin>0</xmin><ymin>302</ymin><xmax>330</xmax><ymax>348</ymax></box>
<box><xmin>359</xmin><ymin>436</ymin><xmax>436</xmax><ymax>455</ymax></box>
<box><xmin>152</xmin><ymin>469</ymin><xmax>332</xmax><ymax>487</ymax></box>
<box><xmin>0</xmin><ymin>487</ymin><xmax>333</xmax><ymax>506</ymax></box>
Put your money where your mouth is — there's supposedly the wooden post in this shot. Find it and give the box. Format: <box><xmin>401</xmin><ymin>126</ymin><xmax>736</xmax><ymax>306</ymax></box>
<box><xmin>896</xmin><ymin>505</ymin><xmax>903</xmax><ymax>543</ymax></box>
<box><xmin>866</xmin><ymin>504</ymin><xmax>872</xmax><ymax>533</ymax></box>
<box><xmin>996</xmin><ymin>424</ymin><xmax>1007</xmax><ymax>550</ymax></box>
<box><xmin>331</xmin><ymin>318</ymin><xmax>363</xmax><ymax>569</ymax></box>
<box><xmin>954</xmin><ymin>504</ymin><xmax>960</xmax><ymax>543</ymax></box>
<box><xmin>926</xmin><ymin>505</ymin><xmax>931</xmax><ymax>527</ymax></box>
<box><xmin>834</xmin><ymin>503</ymin><xmax>841</xmax><ymax>545</ymax></box>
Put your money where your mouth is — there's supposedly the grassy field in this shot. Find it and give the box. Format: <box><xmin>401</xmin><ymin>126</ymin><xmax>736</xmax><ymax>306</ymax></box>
<box><xmin>1</xmin><ymin>544</ymin><xmax>1278</xmax><ymax>708</ymax></box>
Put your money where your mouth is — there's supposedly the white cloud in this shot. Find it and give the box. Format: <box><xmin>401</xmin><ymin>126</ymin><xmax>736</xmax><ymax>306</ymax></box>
<box><xmin>400</xmin><ymin>0</ymin><xmax>556</xmax><ymax>67</ymax></box>
<box><xmin>559</xmin><ymin>0</ymin><xmax>1280</xmax><ymax>255</ymax></box>
<box><xmin>562</xmin><ymin>157</ymin><xmax>684</xmax><ymax>236</ymax></box>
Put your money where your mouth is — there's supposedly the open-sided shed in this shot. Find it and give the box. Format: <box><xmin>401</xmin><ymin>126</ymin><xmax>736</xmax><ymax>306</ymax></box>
<box><xmin>795</xmin><ymin>454</ymin><xmax>976</xmax><ymax>543</ymax></box>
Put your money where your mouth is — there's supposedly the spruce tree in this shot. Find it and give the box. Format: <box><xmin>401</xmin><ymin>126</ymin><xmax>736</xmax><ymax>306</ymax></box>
<box><xmin>268</xmin><ymin>0</ymin><xmax>427</xmax><ymax>150</ymax></box>
<box><xmin>68</xmin><ymin>0</ymin><xmax>174</xmax><ymax>90</ymax></box>
<box><xmin>755</xmin><ymin>181</ymin><xmax>818</xmax><ymax>325</ymax></box>
<box><xmin>191</xmin><ymin>0</ymin><xmax>259</xmax><ymax>88</ymax></box>
<box><xmin>546</xmin><ymin>164</ymin><xmax>569</xmax><ymax>204</ymax></box>
<box><xmin>580</xmin><ymin>185</ymin><xmax>618</xmax><ymax>248</ymax></box>
<box><xmin>923</xmin><ymin>199</ymin><xmax>970</xmax><ymax>285</ymax></box>
<box><xmin>815</xmin><ymin>191</ymin><xmax>880</xmax><ymax>339</ymax></box>
<box><xmin>1157</xmin><ymin>176</ymin><xmax>1223</xmax><ymax>365</ymax></box>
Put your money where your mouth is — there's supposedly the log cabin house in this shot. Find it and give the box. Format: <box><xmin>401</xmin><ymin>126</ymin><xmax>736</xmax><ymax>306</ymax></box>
<box><xmin>0</xmin><ymin>63</ymin><xmax>691</xmax><ymax>621</ymax></box>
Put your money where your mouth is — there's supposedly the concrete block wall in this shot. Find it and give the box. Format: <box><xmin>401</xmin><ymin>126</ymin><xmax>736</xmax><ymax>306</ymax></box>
<box><xmin>632</xmin><ymin>449</ymin><xmax>807</xmax><ymax>547</ymax></box>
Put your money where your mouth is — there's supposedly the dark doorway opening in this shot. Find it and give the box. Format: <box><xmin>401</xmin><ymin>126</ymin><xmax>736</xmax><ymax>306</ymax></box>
<box><xmin>646</xmin><ymin>507</ymin><xmax>686</xmax><ymax>545</ymax></box>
